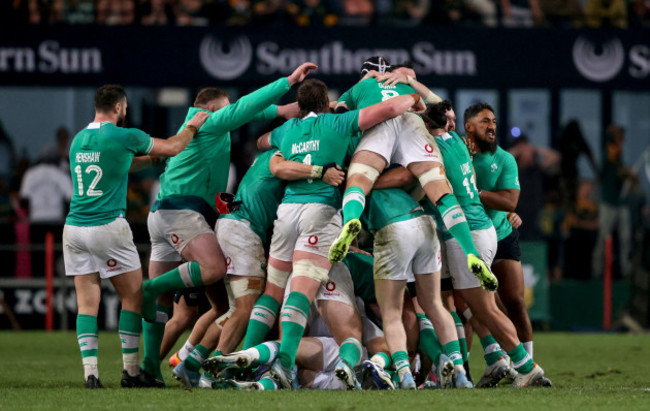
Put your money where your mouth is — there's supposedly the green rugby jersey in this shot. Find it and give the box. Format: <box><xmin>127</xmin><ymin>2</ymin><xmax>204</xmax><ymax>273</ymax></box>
<box><xmin>338</xmin><ymin>77</ymin><xmax>417</xmax><ymax>110</ymax></box>
<box><xmin>270</xmin><ymin>110</ymin><xmax>360</xmax><ymax>208</ymax></box>
<box><xmin>154</xmin><ymin>77</ymin><xmax>288</xmax><ymax>214</ymax></box>
<box><xmin>362</xmin><ymin>187</ymin><xmax>423</xmax><ymax>233</ymax></box>
<box><xmin>222</xmin><ymin>150</ymin><xmax>284</xmax><ymax>244</ymax></box>
<box><xmin>344</xmin><ymin>252</ymin><xmax>376</xmax><ymax>304</ymax></box>
<box><xmin>473</xmin><ymin>146</ymin><xmax>520</xmax><ymax>241</ymax></box>
<box><xmin>66</xmin><ymin>121</ymin><xmax>153</xmax><ymax>226</ymax></box>
<box><xmin>430</xmin><ymin>131</ymin><xmax>492</xmax><ymax>240</ymax></box>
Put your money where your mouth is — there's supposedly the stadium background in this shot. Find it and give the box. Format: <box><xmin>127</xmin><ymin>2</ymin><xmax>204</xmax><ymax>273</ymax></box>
<box><xmin>0</xmin><ymin>1</ymin><xmax>649</xmax><ymax>337</ymax></box>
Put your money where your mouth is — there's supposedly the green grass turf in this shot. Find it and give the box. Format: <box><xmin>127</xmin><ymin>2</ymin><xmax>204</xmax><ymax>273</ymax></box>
<box><xmin>0</xmin><ymin>332</ymin><xmax>648</xmax><ymax>410</ymax></box>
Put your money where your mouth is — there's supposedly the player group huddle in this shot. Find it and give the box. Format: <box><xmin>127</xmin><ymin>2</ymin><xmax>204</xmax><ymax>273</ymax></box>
<box><xmin>63</xmin><ymin>56</ymin><xmax>551</xmax><ymax>391</ymax></box>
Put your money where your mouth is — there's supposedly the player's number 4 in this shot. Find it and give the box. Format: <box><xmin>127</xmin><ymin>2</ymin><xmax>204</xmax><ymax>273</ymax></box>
<box><xmin>74</xmin><ymin>165</ymin><xmax>103</xmax><ymax>197</ymax></box>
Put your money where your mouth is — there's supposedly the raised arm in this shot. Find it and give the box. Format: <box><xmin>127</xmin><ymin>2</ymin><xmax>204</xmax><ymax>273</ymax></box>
<box><xmin>357</xmin><ymin>93</ymin><xmax>423</xmax><ymax>131</ymax></box>
<box><xmin>376</xmin><ymin>72</ymin><xmax>442</xmax><ymax>103</ymax></box>
<box><xmin>149</xmin><ymin>111</ymin><xmax>209</xmax><ymax>157</ymax></box>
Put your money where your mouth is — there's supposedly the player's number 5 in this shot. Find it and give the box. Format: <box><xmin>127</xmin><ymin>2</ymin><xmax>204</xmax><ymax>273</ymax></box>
<box><xmin>74</xmin><ymin>165</ymin><xmax>104</xmax><ymax>197</ymax></box>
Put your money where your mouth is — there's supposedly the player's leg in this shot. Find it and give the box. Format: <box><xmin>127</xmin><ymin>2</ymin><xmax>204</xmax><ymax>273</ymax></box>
<box><xmin>493</xmin><ymin>259</ymin><xmax>533</xmax><ymax>355</ymax></box>
<box><xmin>375</xmin><ymin>278</ymin><xmax>414</xmax><ymax>389</ymax></box>
<box><xmin>163</xmin><ymin>291</ymin><xmax>199</xmax><ymax>366</ymax></box>
<box><xmin>74</xmin><ymin>274</ymin><xmax>103</xmax><ymax>388</ymax></box>
<box><xmin>216</xmin><ymin>277</ymin><xmax>263</xmax><ymax>353</ymax></box>
<box><xmin>331</xmin><ymin>121</ymin><xmax>394</xmax><ymax>264</ymax></box>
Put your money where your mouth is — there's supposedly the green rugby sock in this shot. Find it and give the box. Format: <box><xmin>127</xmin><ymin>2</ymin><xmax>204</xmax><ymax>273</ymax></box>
<box><xmin>436</xmin><ymin>194</ymin><xmax>479</xmax><ymax>257</ymax></box>
<box><xmin>119</xmin><ymin>309</ymin><xmax>142</xmax><ymax>377</ymax></box>
<box><xmin>278</xmin><ymin>292</ymin><xmax>311</xmax><ymax>369</ymax></box>
<box><xmin>243</xmin><ymin>295</ymin><xmax>280</xmax><ymax>349</ymax></box>
<box><xmin>339</xmin><ymin>337</ymin><xmax>363</xmax><ymax>368</ymax></box>
<box><xmin>480</xmin><ymin>334</ymin><xmax>503</xmax><ymax>366</ymax></box>
<box><xmin>442</xmin><ymin>341</ymin><xmax>463</xmax><ymax>366</ymax></box>
<box><xmin>185</xmin><ymin>344</ymin><xmax>211</xmax><ymax>372</ymax></box>
<box><xmin>255</xmin><ymin>341</ymin><xmax>280</xmax><ymax>365</ymax></box>
<box><xmin>417</xmin><ymin>313</ymin><xmax>443</xmax><ymax>364</ymax></box>
<box><xmin>77</xmin><ymin>314</ymin><xmax>99</xmax><ymax>379</ymax></box>
<box><xmin>342</xmin><ymin>186</ymin><xmax>366</xmax><ymax>224</ymax></box>
<box><xmin>142</xmin><ymin>304</ymin><xmax>171</xmax><ymax>381</ymax></box>
<box><xmin>450</xmin><ymin>311</ymin><xmax>469</xmax><ymax>362</ymax></box>
<box><xmin>392</xmin><ymin>351</ymin><xmax>411</xmax><ymax>379</ymax></box>
<box><xmin>508</xmin><ymin>343</ymin><xmax>534</xmax><ymax>374</ymax></box>
<box><xmin>147</xmin><ymin>262</ymin><xmax>204</xmax><ymax>296</ymax></box>
<box><xmin>259</xmin><ymin>376</ymin><xmax>278</xmax><ymax>390</ymax></box>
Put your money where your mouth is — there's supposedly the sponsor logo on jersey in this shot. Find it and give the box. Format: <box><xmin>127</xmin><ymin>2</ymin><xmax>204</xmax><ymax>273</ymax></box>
<box><xmin>305</xmin><ymin>235</ymin><xmax>319</xmax><ymax>250</ymax></box>
<box><xmin>107</xmin><ymin>259</ymin><xmax>117</xmax><ymax>267</ymax></box>
<box><xmin>291</xmin><ymin>140</ymin><xmax>320</xmax><ymax>155</ymax></box>
<box><xmin>491</xmin><ymin>163</ymin><xmax>498</xmax><ymax>173</ymax></box>
<box><xmin>200</xmin><ymin>35</ymin><xmax>253</xmax><ymax>80</ymax></box>
<box><xmin>225</xmin><ymin>257</ymin><xmax>233</xmax><ymax>270</ymax></box>
<box><xmin>325</xmin><ymin>281</ymin><xmax>336</xmax><ymax>292</ymax></box>
<box><xmin>171</xmin><ymin>234</ymin><xmax>179</xmax><ymax>244</ymax></box>
<box><xmin>573</xmin><ymin>36</ymin><xmax>625</xmax><ymax>82</ymax></box>
<box><xmin>322</xmin><ymin>281</ymin><xmax>339</xmax><ymax>297</ymax></box>
<box><xmin>460</xmin><ymin>162</ymin><xmax>471</xmax><ymax>175</ymax></box>
<box><xmin>425</xmin><ymin>144</ymin><xmax>434</xmax><ymax>153</ymax></box>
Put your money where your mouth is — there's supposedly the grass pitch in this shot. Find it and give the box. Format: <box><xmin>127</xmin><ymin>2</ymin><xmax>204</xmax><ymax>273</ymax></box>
<box><xmin>1</xmin><ymin>331</ymin><xmax>648</xmax><ymax>410</ymax></box>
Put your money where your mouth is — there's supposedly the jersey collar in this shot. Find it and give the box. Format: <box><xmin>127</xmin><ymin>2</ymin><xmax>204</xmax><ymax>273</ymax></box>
<box><xmin>302</xmin><ymin>112</ymin><xmax>318</xmax><ymax>120</ymax></box>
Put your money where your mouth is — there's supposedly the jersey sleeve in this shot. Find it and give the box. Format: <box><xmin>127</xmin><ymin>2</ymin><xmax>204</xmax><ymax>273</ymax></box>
<box><xmin>203</xmin><ymin>77</ymin><xmax>290</xmax><ymax>134</ymax></box>
<box><xmin>121</xmin><ymin>128</ymin><xmax>154</xmax><ymax>154</ymax></box>
<box><xmin>496</xmin><ymin>152</ymin><xmax>520</xmax><ymax>191</ymax></box>
<box><xmin>328</xmin><ymin>110</ymin><xmax>361</xmax><ymax>136</ymax></box>
<box><xmin>250</xmin><ymin>105</ymin><xmax>278</xmax><ymax>122</ymax></box>
<box><xmin>269</xmin><ymin>122</ymin><xmax>288</xmax><ymax>149</ymax></box>
<box><xmin>336</xmin><ymin>86</ymin><xmax>356</xmax><ymax>110</ymax></box>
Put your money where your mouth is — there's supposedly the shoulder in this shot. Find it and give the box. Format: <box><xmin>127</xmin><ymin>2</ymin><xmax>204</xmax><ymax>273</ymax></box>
<box><xmin>497</xmin><ymin>146</ymin><xmax>516</xmax><ymax>163</ymax></box>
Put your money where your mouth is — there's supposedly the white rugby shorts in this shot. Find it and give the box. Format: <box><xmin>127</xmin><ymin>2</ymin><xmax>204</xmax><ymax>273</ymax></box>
<box><xmin>269</xmin><ymin>203</ymin><xmax>341</xmax><ymax>262</ymax></box>
<box><xmin>216</xmin><ymin>218</ymin><xmax>266</xmax><ymax>278</ymax></box>
<box><xmin>315</xmin><ymin>262</ymin><xmax>356</xmax><ymax>308</ymax></box>
<box><xmin>374</xmin><ymin>215</ymin><xmax>442</xmax><ymax>281</ymax></box>
<box><xmin>441</xmin><ymin>227</ymin><xmax>498</xmax><ymax>290</ymax></box>
<box><xmin>355</xmin><ymin>112</ymin><xmax>442</xmax><ymax>167</ymax></box>
<box><xmin>63</xmin><ymin>218</ymin><xmax>141</xmax><ymax>279</ymax></box>
<box><xmin>148</xmin><ymin>209</ymin><xmax>214</xmax><ymax>262</ymax></box>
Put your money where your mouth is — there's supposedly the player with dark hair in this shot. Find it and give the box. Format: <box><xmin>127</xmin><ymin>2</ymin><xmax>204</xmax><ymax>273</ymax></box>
<box><xmin>64</xmin><ymin>84</ymin><xmax>209</xmax><ymax>388</ymax></box>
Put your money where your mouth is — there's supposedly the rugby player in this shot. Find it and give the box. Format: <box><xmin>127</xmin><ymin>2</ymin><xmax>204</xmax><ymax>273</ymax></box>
<box><xmin>261</xmin><ymin>78</ymin><xmax>424</xmax><ymax>389</ymax></box>
<box><xmin>328</xmin><ymin>59</ymin><xmax>496</xmax><ymax>294</ymax></box>
<box><xmin>64</xmin><ymin>84</ymin><xmax>208</xmax><ymax>388</ymax></box>
<box><xmin>422</xmin><ymin>102</ymin><xmax>551</xmax><ymax>388</ymax></box>
<box><xmin>140</xmin><ymin>62</ymin><xmax>317</xmax><ymax>384</ymax></box>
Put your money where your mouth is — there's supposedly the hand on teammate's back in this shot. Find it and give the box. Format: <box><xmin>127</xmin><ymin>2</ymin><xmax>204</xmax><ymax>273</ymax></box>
<box><xmin>376</xmin><ymin>72</ymin><xmax>408</xmax><ymax>87</ymax></box>
<box><xmin>187</xmin><ymin>111</ymin><xmax>210</xmax><ymax>130</ymax></box>
<box><xmin>410</xmin><ymin>94</ymin><xmax>426</xmax><ymax>114</ymax></box>
<box><xmin>287</xmin><ymin>62</ymin><xmax>318</xmax><ymax>86</ymax></box>
<box><xmin>322</xmin><ymin>164</ymin><xmax>345</xmax><ymax>187</ymax></box>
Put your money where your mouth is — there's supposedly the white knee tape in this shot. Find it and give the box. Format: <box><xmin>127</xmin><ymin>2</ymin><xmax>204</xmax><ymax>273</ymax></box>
<box><xmin>292</xmin><ymin>259</ymin><xmax>330</xmax><ymax>284</ymax></box>
<box><xmin>215</xmin><ymin>307</ymin><xmax>236</xmax><ymax>329</ymax></box>
<box><xmin>347</xmin><ymin>163</ymin><xmax>380</xmax><ymax>184</ymax></box>
<box><xmin>418</xmin><ymin>166</ymin><xmax>446</xmax><ymax>187</ymax></box>
<box><xmin>229</xmin><ymin>277</ymin><xmax>264</xmax><ymax>299</ymax></box>
<box><xmin>267</xmin><ymin>265</ymin><xmax>291</xmax><ymax>289</ymax></box>
<box><xmin>462</xmin><ymin>307</ymin><xmax>473</xmax><ymax>321</ymax></box>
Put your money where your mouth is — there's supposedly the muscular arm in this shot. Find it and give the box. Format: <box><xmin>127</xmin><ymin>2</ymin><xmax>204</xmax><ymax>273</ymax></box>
<box><xmin>257</xmin><ymin>132</ymin><xmax>271</xmax><ymax>150</ymax></box>
<box><xmin>129</xmin><ymin>156</ymin><xmax>159</xmax><ymax>172</ymax></box>
<box><xmin>373</xmin><ymin>166</ymin><xmax>416</xmax><ymax>189</ymax></box>
<box><xmin>479</xmin><ymin>188</ymin><xmax>520</xmax><ymax>212</ymax></box>
<box><xmin>269</xmin><ymin>154</ymin><xmax>344</xmax><ymax>186</ymax></box>
<box><xmin>149</xmin><ymin>111</ymin><xmax>208</xmax><ymax>157</ymax></box>
<box><xmin>357</xmin><ymin>94</ymin><xmax>422</xmax><ymax>131</ymax></box>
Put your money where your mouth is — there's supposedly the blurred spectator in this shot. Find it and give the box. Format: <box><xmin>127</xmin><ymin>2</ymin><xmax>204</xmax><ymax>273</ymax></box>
<box><xmin>0</xmin><ymin>122</ymin><xmax>16</xmax><ymax>184</ymax></box>
<box><xmin>294</xmin><ymin>0</ymin><xmax>339</xmax><ymax>26</ymax></box>
<box><xmin>562</xmin><ymin>180</ymin><xmax>599</xmax><ymax>280</ymax></box>
<box><xmin>508</xmin><ymin>134</ymin><xmax>560</xmax><ymax>240</ymax></box>
<box><xmin>538</xmin><ymin>0</ymin><xmax>583</xmax><ymax>27</ymax></box>
<box><xmin>227</xmin><ymin>0</ymin><xmax>254</xmax><ymax>25</ymax></box>
<box><xmin>392</xmin><ymin>0</ymin><xmax>430</xmax><ymax>26</ymax></box>
<box><xmin>500</xmin><ymin>0</ymin><xmax>544</xmax><ymax>27</ymax></box>
<box><xmin>425</xmin><ymin>0</ymin><xmax>466</xmax><ymax>26</ymax></box>
<box><xmin>592</xmin><ymin>125</ymin><xmax>632</xmax><ymax>278</ymax></box>
<box><xmin>101</xmin><ymin>0</ymin><xmax>137</xmax><ymax>25</ymax></box>
<box><xmin>55</xmin><ymin>126</ymin><xmax>70</xmax><ymax>173</ymax></box>
<box><xmin>19</xmin><ymin>151</ymin><xmax>72</xmax><ymax>224</ymax></box>
<box><xmin>584</xmin><ymin>0</ymin><xmax>627</xmax><ymax>28</ymax></box>
<box><xmin>557</xmin><ymin>119</ymin><xmax>598</xmax><ymax>209</ymax></box>
<box><xmin>251</xmin><ymin>0</ymin><xmax>299</xmax><ymax>26</ymax></box>
<box><xmin>628</xmin><ymin>0</ymin><xmax>650</xmax><ymax>29</ymax></box>
<box><xmin>465</xmin><ymin>0</ymin><xmax>499</xmax><ymax>27</ymax></box>
<box><xmin>29</xmin><ymin>0</ymin><xmax>65</xmax><ymax>24</ymax></box>
<box><xmin>139</xmin><ymin>0</ymin><xmax>176</xmax><ymax>25</ymax></box>
<box><xmin>176</xmin><ymin>0</ymin><xmax>210</xmax><ymax>25</ymax></box>
<box><xmin>339</xmin><ymin>0</ymin><xmax>373</xmax><ymax>24</ymax></box>
<box><xmin>538</xmin><ymin>189</ymin><xmax>565</xmax><ymax>281</ymax></box>
<box><xmin>64</xmin><ymin>0</ymin><xmax>95</xmax><ymax>24</ymax></box>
